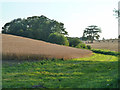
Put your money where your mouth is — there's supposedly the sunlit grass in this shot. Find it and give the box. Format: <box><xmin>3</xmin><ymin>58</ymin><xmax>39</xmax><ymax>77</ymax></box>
<box><xmin>2</xmin><ymin>53</ymin><xmax>118</xmax><ymax>88</ymax></box>
<box><xmin>73</xmin><ymin>53</ymin><xmax>118</xmax><ymax>62</ymax></box>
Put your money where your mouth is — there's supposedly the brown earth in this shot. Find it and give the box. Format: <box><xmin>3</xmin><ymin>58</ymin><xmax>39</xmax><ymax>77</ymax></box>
<box><xmin>2</xmin><ymin>34</ymin><xmax>92</xmax><ymax>60</ymax></box>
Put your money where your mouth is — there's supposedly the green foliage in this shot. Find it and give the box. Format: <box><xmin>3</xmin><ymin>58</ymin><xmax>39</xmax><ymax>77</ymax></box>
<box><xmin>75</xmin><ymin>43</ymin><xmax>91</xmax><ymax>50</ymax></box>
<box><xmin>86</xmin><ymin>45</ymin><xmax>91</xmax><ymax>49</ymax></box>
<box><xmin>82</xmin><ymin>25</ymin><xmax>101</xmax><ymax>43</ymax></box>
<box><xmin>75</xmin><ymin>43</ymin><xmax>88</xmax><ymax>49</ymax></box>
<box><xmin>67</xmin><ymin>37</ymin><xmax>82</xmax><ymax>47</ymax></box>
<box><xmin>2</xmin><ymin>54</ymin><xmax>118</xmax><ymax>88</ymax></box>
<box><xmin>48</xmin><ymin>33</ymin><xmax>69</xmax><ymax>46</ymax></box>
<box><xmin>2</xmin><ymin>15</ymin><xmax>68</xmax><ymax>41</ymax></box>
<box><xmin>91</xmin><ymin>49</ymin><xmax>119</xmax><ymax>56</ymax></box>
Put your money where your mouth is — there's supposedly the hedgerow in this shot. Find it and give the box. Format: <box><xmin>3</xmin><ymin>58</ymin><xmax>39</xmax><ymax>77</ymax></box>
<box><xmin>91</xmin><ymin>49</ymin><xmax>120</xmax><ymax>56</ymax></box>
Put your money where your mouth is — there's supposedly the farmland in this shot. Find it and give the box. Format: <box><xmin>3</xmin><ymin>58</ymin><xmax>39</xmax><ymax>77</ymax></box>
<box><xmin>1</xmin><ymin>1</ymin><xmax>119</xmax><ymax>88</ymax></box>
<box><xmin>1</xmin><ymin>34</ymin><xmax>119</xmax><ymax>88</ymax></box>
<box><xmin>2</xmin><ymin>34</ymin><xmax>92</xmax><ymax>60</ymax></box>
<box><xmin>86</xmin><ymin>39</ymin><xmax>119</xmax><ymax>52</ymax></box>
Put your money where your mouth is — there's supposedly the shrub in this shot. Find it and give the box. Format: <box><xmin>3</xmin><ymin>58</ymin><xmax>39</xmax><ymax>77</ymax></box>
<box><xmin>67</xmin><ymin>37</ymin><xmax>82</xmax><ymax>47</ymax></box>
<box><xmin>48</xmin><ymin>33</ymin><xmax>69</xmax><ymax>46</ymax></box>
<box><xmin>75</xmin><ymin>43</ymin><xmax>88</xmax><ymax>49</ymax></box>
<box><xmin>86</xmin><ymin>45</ymin><xmax>91</xmax><ymax>50</ymax></box>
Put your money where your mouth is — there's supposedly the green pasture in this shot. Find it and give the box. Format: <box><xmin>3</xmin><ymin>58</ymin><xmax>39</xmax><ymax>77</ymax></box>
<box><xmin>2</xmin><ymin>53</ymin><xmax>118</xmax><ymax>88</ymax></box>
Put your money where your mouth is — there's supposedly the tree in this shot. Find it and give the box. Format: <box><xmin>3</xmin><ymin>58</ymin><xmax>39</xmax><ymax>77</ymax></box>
<box><xmin>48</xmin><ymin>33</ymin><xmax>69</xmax><ymax>46</ymax></box>
<box><xmin>113</xmin><ymin>8</ymin><xmax>120</xmax><ymax>18</ymax></box>
<box><xmin>82</xmin><ymin>25</ymin><xmax>101</xmax><ymax>43</ymax></box>
<box><xmin>2</xmin><ymin>15</ymin><xmax>68</xmax><ymax>41</ymax></box>
<box><xmin>113</xmin><ymin>8</ymin><xmax>120</xmax><ymax>38</ymax></box>
<box><xmin>102</xmin><ymin>37</ymin><xmax>105</xmax><ymax>41</ymax></box>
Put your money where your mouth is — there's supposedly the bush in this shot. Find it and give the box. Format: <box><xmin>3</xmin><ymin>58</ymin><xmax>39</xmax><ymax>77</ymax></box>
<box><xmin>86</xmin><ymin>45</ymin><xmax>91</xmax><ymax>50</ymax></box>
<box><xmin>75</xmin><ymin>43</ymin><xmax>88</xmax><ymax>49</ymax></box>
<box><xmin>48</xmin><ymin>33</ymin><xmax>69</xmax><ymax>46</ymax></box>
<box><xmin>67</xmin><ymin>37</ymin><xmax>82</xmax><ymax>47</ymax></box>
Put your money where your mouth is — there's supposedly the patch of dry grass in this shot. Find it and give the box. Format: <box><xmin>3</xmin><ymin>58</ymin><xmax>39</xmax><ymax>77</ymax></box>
<box><xmin>86</xmin><ymin>40</ymin><xmax>119</xmax><ymax>52</ymax></box>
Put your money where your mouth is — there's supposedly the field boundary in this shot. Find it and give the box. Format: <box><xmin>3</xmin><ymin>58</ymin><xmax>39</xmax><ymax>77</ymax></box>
<box><xmin>91</xmin><ymin>49</ymin><xmax>119</xmax><ymax>56</ymax></box>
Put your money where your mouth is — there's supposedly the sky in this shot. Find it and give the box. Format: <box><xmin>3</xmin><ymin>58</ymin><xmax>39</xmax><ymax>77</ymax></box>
<box><xmin>0</xmin><ymin>0</ymin><xmax>119</xmax><ymax>39</ymax></box>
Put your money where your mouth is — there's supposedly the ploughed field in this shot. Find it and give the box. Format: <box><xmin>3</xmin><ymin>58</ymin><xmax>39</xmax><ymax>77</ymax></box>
<box><xmin>2</xmin><ymin>34</ymin><xmax>92</xmax><ymax>60</ymax></box>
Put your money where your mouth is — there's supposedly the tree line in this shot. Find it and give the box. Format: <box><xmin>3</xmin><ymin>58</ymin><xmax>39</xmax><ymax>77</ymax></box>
<box><xmin>2</xmin><ymin>15</ymin><xmax>68</xmax><ymax>41</ymax></box>
<box><xmin>2</xmin><ymin>15</ymin><xmax>102</xmax><ymax>49</ymax></box>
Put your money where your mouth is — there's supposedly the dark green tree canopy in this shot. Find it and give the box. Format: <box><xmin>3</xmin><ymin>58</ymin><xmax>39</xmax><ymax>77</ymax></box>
<box><xmin>82</xmin><ymin>25</ymin><xmax>101</xmax><ymax>43</ymax></box>
<box><xmin>2</xmin><ymin>15</ymin><xmax>68</xmax><ymax>41</ymax></box>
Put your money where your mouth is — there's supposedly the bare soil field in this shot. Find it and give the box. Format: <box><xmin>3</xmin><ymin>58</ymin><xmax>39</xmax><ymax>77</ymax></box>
<box><xmin>2</xmin><ymin>34</ymin><xmax>92</xmax><ymax>60</ymax></box>
<box><xmin>86</xmin><ymin>40</ymin><xmax>119</xmax><ymax>52</ymax></box>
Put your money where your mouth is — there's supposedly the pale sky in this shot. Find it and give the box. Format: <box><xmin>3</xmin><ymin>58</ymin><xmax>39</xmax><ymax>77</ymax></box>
<box><xmin>0</xmin><ymin>0</ymin><xmax>119</xmax><ymax>39</ymax></box>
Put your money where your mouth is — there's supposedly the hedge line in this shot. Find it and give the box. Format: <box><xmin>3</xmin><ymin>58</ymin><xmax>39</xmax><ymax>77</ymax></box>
<box><xmin>91</xmin><ymin>49</ymin><xmax>120</xmax><ymax>56</ymax></box>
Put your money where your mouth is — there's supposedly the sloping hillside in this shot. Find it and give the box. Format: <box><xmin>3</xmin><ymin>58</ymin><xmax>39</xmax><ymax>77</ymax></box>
<box><xmin>2</xmin><ymin>34</ymin><xmax>92</xmax><ymax>60</ymax></box>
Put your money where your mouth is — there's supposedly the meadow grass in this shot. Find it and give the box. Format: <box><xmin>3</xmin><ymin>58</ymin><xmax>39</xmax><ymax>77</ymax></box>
<box><xmin>2</xmin><ymin>53</ymin><xmax>118</xmax><ymax>88</ymax></box>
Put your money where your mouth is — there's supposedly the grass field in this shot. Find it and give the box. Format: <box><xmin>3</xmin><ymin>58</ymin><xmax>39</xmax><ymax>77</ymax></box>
<box><xmin>2</xmin><ymin>53</ymin><xmax>118</xmax><ymax>88</ymax></box>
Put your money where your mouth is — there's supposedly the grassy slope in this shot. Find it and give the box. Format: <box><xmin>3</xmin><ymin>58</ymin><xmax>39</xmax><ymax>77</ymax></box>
<box><xmin>2</xmin><ymin>53</ymin><xmax>118</xmax><ymax>88</ymax></box>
